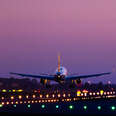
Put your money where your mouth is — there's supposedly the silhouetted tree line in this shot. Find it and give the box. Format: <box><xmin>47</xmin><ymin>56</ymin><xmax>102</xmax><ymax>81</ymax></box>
<box><xmin>0</xmin><ymin>77</ymin><xmax>114</xmax><ymax>92</ymax></box>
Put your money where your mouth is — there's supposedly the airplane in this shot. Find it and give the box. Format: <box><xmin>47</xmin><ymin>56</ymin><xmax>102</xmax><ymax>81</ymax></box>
<box><xmin>10</xmin><ymin>54</ymin><xmax>111</xmax><ymax>87</ymax></box>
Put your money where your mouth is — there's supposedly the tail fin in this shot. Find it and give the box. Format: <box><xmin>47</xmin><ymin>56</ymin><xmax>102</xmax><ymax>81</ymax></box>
<box><xmin>58</xmin><ymin>53</ymin><xmax>60</xmax><ymax>72</ymax></box>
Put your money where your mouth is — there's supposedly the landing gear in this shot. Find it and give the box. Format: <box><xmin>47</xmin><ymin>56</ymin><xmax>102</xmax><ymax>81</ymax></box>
<box><xmin>69</xmin><ymin>84</ymin><xmax>75</xmax><ymax>88</ymax></box>
<box><xmin>46</xmin><ymin>84</ymin><xmax>51</xmax><ymax>88</ymax></box>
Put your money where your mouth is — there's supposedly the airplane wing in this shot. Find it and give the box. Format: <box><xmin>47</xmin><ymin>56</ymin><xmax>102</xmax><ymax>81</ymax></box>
<box><xmin>66</xmin><ymin>72</ymin><xmax>111</xmax><ymax>80</ymax></box>
<box><xmin>10</xmin><ymin>72</ymin><xmax>54</xmax><ymax>80</ymax></box>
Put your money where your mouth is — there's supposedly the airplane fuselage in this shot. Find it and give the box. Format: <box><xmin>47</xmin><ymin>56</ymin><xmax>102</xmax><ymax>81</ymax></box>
<box><xmin>55</xmin><ymin>66</ymin><xmax>67</xmax><ymax>83</ymax></box>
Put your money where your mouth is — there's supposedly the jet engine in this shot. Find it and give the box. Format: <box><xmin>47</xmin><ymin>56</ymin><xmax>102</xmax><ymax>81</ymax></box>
<box><xmin>40</xmin><ymin>79</ymin><xmax>51</xmax><ymax>87</ymax></box>
<box><xmin>74</xmin><ymin>79</ymin><xmax>82</xmax><ymax>86</ymax></box>
<box><xmin>40</xmin><ymin>79</ymin><xmax>48</xmax><ymax>85</ymax></box>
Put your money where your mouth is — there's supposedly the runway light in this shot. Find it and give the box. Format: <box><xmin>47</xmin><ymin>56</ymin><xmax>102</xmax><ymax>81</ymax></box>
<box><xmin>52</xmin><ymin>94</ymin><xmax>55</xmax><ymax>98</ymax></box>
<box><xmin>77</xmin><ymin>90</ymin><xmax>81</xmax><ymax>96</ymax></box>
<box><xmin>100</xmin><ymin>90</ymin><xmax>104</xmax><ymax>95</ymax></box>
<box><xmin>11</xmin><ymin>96</ymin><xmax>14</xmax><ymax>100</ymax></box>
<box><xmin>83</xmin><ymin>106</ymin><xmax>87</xmax><ymax>110</ymax></box>
<box><xmin>63</xmin><ymin>94</ymin><xmax>66</xmax><ymax>97</ymax></box>
<box><xmin>111</xmin><ymin>106</ymin><xmax>115</xmax><ymax>111</ymax></box>
<box><xmin>0</xmin><ymin>104</ymin><xmax>3</xmax><ymax>107</ymax></box>
<box><xmin>12</xmin><ymin>89</ymin><xmax>16</xmax><ymax>92</ymax></box>
<box><xmin>1</xmin><ymin>97</ymin><xmax>4</xmax><ymax>100</ymax></box>
<box><xmin>26</xmin><ymin>95</ymin><xmax>29</xmax><ymax>99</ymax></box>
<box><xmin>2</xmin><ymin>89</ymin><xmax>6</xmax><ymax>92</ymax></box>
<box><xmin>46</xmin><ymin>94</ymin><xmax>49</xmax><ymax>98</ymax></box>
<box><xmin>56</xmin><ymin>105</ymin><xmax>59</xmax><ymax>109</ymax></box>
<box><xmin>40</xmin><ymin>94</ymin><xmax>43</xmax><ymax>98</ymax></box>
<box><xmin>33</xmin><ymin>95</ymin><xmax>36</xmax><ymax>98</ymax></box>
<box><xmin>58</xmin><ymin>94</ymin><xmax>61</xmax><ymax>97</ymax></box>
<box><xmin>9</xmin><ymin>90</ymin><xmax>11</xmax><ymax>92</ymax></box>
<box><xmin>97</xmin><ymin>106</ymin><xmax>101</xmax><ymax>110</ymax></box>
<box><xmin>69</xmin><ymin>105</ymin><xmax>74</xmax><ymax>110</ymax></box>
<box><xmin>28</xmin><ymin>105</ymin><xmax>31</xmax><ymax>108</ymax></box>
<box><xmin>2</xmin><ymin>102</ymin><xmax>4</xmax><ymax>105</ymax></box>
<box><xmin>18</xmin><ymin>95</ymin><xmax>22</xmax><ymax>99</ymax></box>
<box><xmin>41</xmin><ymin>104</ymin><xmax>45</xmax><ymax>108</ymax></box>
<box><xmin>18</xmin><ymin>89</ymin><xmax>23</xmax><ymax>92</ymax></box>
<box><xmin>68</xmin><ymin>94</ymin><xmax>71</xmax><ymax>97</ymax></box>
<box><xmin>13</xmin><ymin>104</ymin><xmax>16</xmax><ymax>107</ymax></box>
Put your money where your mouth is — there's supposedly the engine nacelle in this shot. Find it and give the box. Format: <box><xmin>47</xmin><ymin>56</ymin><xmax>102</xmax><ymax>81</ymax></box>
<box><xmin>74</xmin><ymin>79</ymin><xmax>82</xmax><ymax>86</ymax></box>
<box><xmin>40</xmin><ymin>79</ymin><xmax>51</xmax><ymax>87</ymax></box>
<box><xmin>40</xmin><ymin>79</ymin><xmax>47</xmax><ymax>85</ymax></box>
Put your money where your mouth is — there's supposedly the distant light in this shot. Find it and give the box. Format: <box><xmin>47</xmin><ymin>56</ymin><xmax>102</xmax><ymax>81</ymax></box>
<box><xmin>12</xmin><ymin>89</ymin><xmax>16</xmax><ymax>92</ymax></box>
<box><xmin>108</xmin><ymin>81</ymin><xmax>111</xmax><ymax>84</ymax></box>
<box><xmin>18</xmin><ymin>95</ymin><xmax>22</xmax><ymax>99</ymax></box>
<box><xmin>0</xmin><ymin>104</ymin><xmax>3</xmax><ymax>107</ymax></box>
<box><xmin>63</xmin><ymin>94</ymin><xmax>66</xmax><ymax>97</ymax></box>
<box><xmin>40</xmin><ymin>95</ymin><xmax>43</xmax><ymax>98</ymax></box>
<box><xmin>2</xmin><ymin>102</ymin><xmax>4</xmax><ymax>105</ymax></box>
<box><xmin>9</xmin><ymin>90</ymin><xmax>11</xmax><ymax>92</ymax></box>
<box><xmin>32</xmin><ymin>95</ymin><xmax>36</xmax><ymax>98</ymax></box>
<box><xmin>11</xmin><ymin>96</ymin><xmax>14</xmax><ymax>100</ymax></box>
<box><xmin>2</xmin><ymin>89</ymin><xmax>6</xmax><ymax>92</ymax></box>
<box><xmin>26</xmin><ymin>95</ymin><xmax>29</xmax><ymax>99</ymax></box>
<box><xmin>100</xmin><ymin>90</ymin><xmax>104</xmax><ymax>95</ymax></box>
<box><xmin>83</xmin><ymin>106</ymin><xmax>87</xmax><ymax>110</ymax></box>
<box><xmin>97</xmin><ymin>106</ymin><xmax>101</xmax><ymax>110</ymax></box>
<box><xmin>46</xmin><ymin>94</ymin><xmax>49</xmax><ymax>98</ymax></box>
<box><xmin>77</xmin><ymin>90</ymin><xmax>81</xmax><ymax>96</ymax></box>
<box><xmin>111</xmin><ymin>106</ymin><xmax>115</xmax><ymax>111</ymax></box>
<box><xmin>6</xmin><ymin>102</ymin><xmax>9</xmax><ymax>105</ymax></box>
<box><xmin>41</xmin><ymin>104</ymin><xmax>45</xmax><ymax>108</ymax></box>
<box><xmin>83</xmin><ymin>90</ymin><xmax>88</xmax><ymax>93</ymax></box>
<box><xmin>58</xmin><ymin>94</ymin><xmax>61</xmax><ymax>97</ymax></box>
<box><xmin>28</xmin><ymin>104</ymin><xmax>31</xmax><ymax>108</ymax></box>
<box><xmin>56</xmin><ymin>105</ymin><xmax>59</xmax><ymax>109</ymax></box>
<box><xmin>18</xmin><ymin>89</ymin><xmax>23</xmax><ymax>92</ymax></box>
<box><xmin>69</xmin><ymin>105</ymin><xmax>74</xmax><ymax>110</ymax></box>
<box><xmin>14</xmin><ymin>105</ymin><xmax>16</xmax><ymax>107</ymax></box>
<box><xmin>1</xmin><ymin>97</ymin><xmax>4</xmax><ymax>100</ymax></box>
<box><xmin>68</xmin><ymin>94</ymin><xmax>71</xmax><ymax>97</ymax></box>
<box><xmin>52</xmin><ymin>94</ymin><xmax>55</xmax><ymax>98</ymax></box>
<box><xmin>16</xmin><ymin>101</ymin><xmax>18</xmax><ymax>104</ymax></box>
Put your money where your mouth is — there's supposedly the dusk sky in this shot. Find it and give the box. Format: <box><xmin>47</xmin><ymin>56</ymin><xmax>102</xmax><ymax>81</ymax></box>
<box><xmin>0</xmin><ymin>0</ymin><xmax>116</xmax><ymax>83</ymax></box>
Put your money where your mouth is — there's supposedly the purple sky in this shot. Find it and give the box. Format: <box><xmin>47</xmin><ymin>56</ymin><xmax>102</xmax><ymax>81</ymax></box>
<box><xmin>0</xmin><ymin>0</ymin><xmax>116</xmax><ymax>83</ymax></box>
